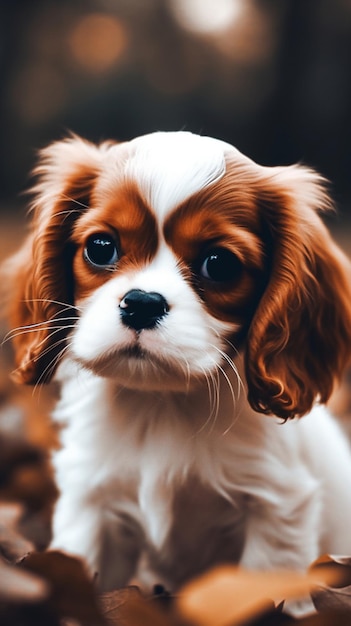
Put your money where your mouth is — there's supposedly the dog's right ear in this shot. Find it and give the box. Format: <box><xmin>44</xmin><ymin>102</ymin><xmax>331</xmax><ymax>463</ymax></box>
<box><xmin>2</xmin><ymin>136</ymin><xmax>104</xmax><ymax>384</ymax></box>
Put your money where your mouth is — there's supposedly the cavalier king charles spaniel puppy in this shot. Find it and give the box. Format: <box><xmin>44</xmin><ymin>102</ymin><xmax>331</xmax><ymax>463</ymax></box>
<box><xmin>4</xmin><ymin>131</ymin><xmax>351</xmax><ymax>592</ymax></box>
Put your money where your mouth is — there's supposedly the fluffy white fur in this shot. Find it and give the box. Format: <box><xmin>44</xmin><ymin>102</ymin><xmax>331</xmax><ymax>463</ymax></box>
<box><xmin>51</xmin><ymin>358</ymin><xmax>351</xmax><ymax>591</ymax></box>
<box><xmin>126</xmin><ymin>131</ymin><xmax>228</xmax><ymax>218</ymax></box>
<box><xmin>5</xmin><ymin>131</ymin><xmax>351</xmax><ymax>598</ymax></box>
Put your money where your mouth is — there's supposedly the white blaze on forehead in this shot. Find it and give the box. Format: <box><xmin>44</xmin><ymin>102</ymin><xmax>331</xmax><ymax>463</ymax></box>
<box><xmin>125</xmin><ymin>131</ymin><xmax>229</xmax><ymax>218</ymax></box>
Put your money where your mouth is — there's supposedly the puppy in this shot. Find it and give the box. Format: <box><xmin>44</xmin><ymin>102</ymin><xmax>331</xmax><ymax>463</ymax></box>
<box><xmin>4</xmin><ymin>131</ymin><xmax>351</xmax><ymax>592</ymax></box>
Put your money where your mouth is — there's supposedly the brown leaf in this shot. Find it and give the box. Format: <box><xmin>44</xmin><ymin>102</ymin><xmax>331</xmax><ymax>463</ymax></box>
<box><xmin>120</xmin><ymin>595</ymin><xmax>175</xmax><ymax>626</ymax></box>
<box><xmin>238</xmin><ymin>603</ymin><xmax>295</xmax><ymax>625</ymax></box>
<box><xmin>299</xmin><ymin>612</ymin><xmax>351</xmax><ymax>625</ymax></box>
<box><xmin>0</xmin><ymin>554</ymin><xmax>48</xmax><ymax>603</ymax></box>
<box><xmin>177</xmin><ymin>565</ymin><xmax>339</xmax><ymax>626</ymax></box>
<box><xmin>310</xmin><ymin>555</ymin><xmax>351</xmax><ymax>588</ymax></box>
<box><xmin>310</xmin><ymin>555</ymin><xmax>351</xmax><ymax>614</ymax></box>
<box><xmin>19</xmin><ymin>550</ymin><xmax>105</xmax><ymax>625</ymax></box>
<box><xmin>99</xmin><ymin>587</ymin><xmax>175</xmax><ymax>626</ymax></box>
<box><xmin>0</xmin><ymin>434</ymin><xmax>42</xmax><ymax>485</ymax></box>
<box><xmin>0</xmin><ymin>432</ymin><xmax>57</xmax><ymax>512</ymax></box>
<box><xmin>99</xmin><ymin>587</ymin><xmax>141</xmax><ymax>625</ymax></box>
<box><xmin>0</xmin><ymin>502</ymin><xmax>35</xmax><ymax>561</ymax></box>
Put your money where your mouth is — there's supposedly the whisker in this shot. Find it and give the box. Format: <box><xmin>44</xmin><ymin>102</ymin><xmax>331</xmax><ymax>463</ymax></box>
<box><xmin>31</xmin><ymin>328</ymin><xmax>75</xmax><ymax>359</ymax></box>
<box><xmin>2</xmin><ymin>318</ymin><xmax>78</xmax><ymax>345</ymax></box>
<box><xmin>221</xmin><ymin>335</ymin><xmax>241</xmax><ymax>359</ymax></box>
<box><xmin>2</xmin><ymin>323</ymin><xmax>51</xmax><ymax>345</ymax></box>
<box><xmin>201</xmin><ymin>342</ymin><xmax>243</xmax><ymax>434</ymax></box>
<box><xmin>217</xmin><ymin>360</ymin><xmax>236</xmax><ymax>407</ymax></box>
<box><xmin>33</xmin><ymin>341</ymin><xmax>72</xmax><ymax>390</ymax></box>
<box><xmin>179</xmin><ymin>355</ymin><xmax>192</xmax><ymax>390</ymax></box>
<box><xmin>194</xmin><ymin>366</ymin><xmax>220</xmax><ymax>436</ymax></box>
<box><xmin>211</xmin><ymin>340</ymin><xmax>244</xmax><ymax>397</ymax></box>
<box><xmin>23</xmin><ymin>299</ymin><xmax>82</xmax><ymax>313</ymax></box>
<box><xmin>207</xmin><ymin>367</ymin><xmax>220</xmax><ymax>424</ymax></box>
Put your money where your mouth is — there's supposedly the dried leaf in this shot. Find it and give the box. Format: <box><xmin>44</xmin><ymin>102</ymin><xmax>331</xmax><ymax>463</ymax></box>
<box><xmin>309</xmin><ymin>555</ymin><xmax>351</xmax><ymax>614</ymax></box>
<box><xmin>19</xmin><ymin>550</ymin><xmax>105</xmax><ymax>625</ymax></box>
<box><xmin>299</xmin><ymin>612</ymin><xmax>351</xmax><ymax>625</ymax></box>
<box><xmin>177</xmin><ymin>565</ymin><xmax>339</xmax><ymax>626</ymax></box>
<box><xmin>0</xmin><ymin>434</ymin><xmax>42</xmax><ymax>487</ymax></box>
<box><xmin>99</xmin><ymin>587</ymin><xmax>142</xmax><ymax>625</ymax></box>
<box><xmin>100</xmin><ymin>587</ymin><xmax>173</xmax><ymax>626</ymax></box>
<box><xmin>0</xmin><ymin>502</ymin><xmax>35</xmax><ymax>561</ymax></box>
<box><xmin>310</xmin><ymin>555</ymin><xmax>351</xmax><ymax>588</ymax></box>
<box><xmin>119</xmin><ymin>595</ymin><xmax>174</xmax><ymax>626</ymax></box>
<box><xmin>0</xmin><ymin>432</ymin><xmax>57</xmax><ymax>513</ymax></box>
<box><xmin>0</xmin><ymin>555</ymin><xmax>48</xmax><ymax>603</ymax></box>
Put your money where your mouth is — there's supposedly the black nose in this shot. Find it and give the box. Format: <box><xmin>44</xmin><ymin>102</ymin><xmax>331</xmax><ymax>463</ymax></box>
<box><xmin>119</xmin><ymin>289</ymin><xmax>169</xmax><ymax>331</ymax></box>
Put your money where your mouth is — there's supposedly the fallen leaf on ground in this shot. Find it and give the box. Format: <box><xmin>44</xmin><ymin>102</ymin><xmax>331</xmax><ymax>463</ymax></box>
<box><xmin>0</xmin><ymin>502</ymin><xmax>34</xmax><ymax>561</ymax></box>
<box><xmin>310</xmin><ymin>555</ymin><xmax>351</xmax><ymax>614</ymax></box>
<box><xmin>0</xmin><ymin>432</ymin><xmax>57</xmax><ymax>512</ymax></box>
<box><xmin>99</xmin><ymin>587</ymin><xmax>142</xmax><ymax>625</ymax></box>
<box><xmin>299</xmin><ymin>612</ymin><xmax>351</xmax><ymax>625</ymax></box>
<box><xmin>0</xmin><ymin>434</ymin><xmax>42</xmax><ymax>487</ymax></box>
<box><xmin>0</xmin><ymin>554</ymin><xmax>48</xmax><ymax>603</ymax></box>
<box><xmin>16</xmin><ymin>550</ymin><xmax>105</xmax><ymax>625</ymax></box>
<box><xmin>177</xmin><ymin>565</ymin><xmax>340</xmax><ymax>626</ymax></box>
<box><xmin>100</xmin><ymin>587</ymin><xmax>173</xmax><ymax>626</ymax></box>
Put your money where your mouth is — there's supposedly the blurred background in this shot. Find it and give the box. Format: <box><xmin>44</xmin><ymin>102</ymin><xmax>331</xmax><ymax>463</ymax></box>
<box><xmin>0</xmin><ymin>0</ymin><xmax>351</xmax><ymax>577</ymax></box>
<box><xmin>1</xmin><ymin>0</ymin><xmax>351</xmax><ymax>219</ymax></box>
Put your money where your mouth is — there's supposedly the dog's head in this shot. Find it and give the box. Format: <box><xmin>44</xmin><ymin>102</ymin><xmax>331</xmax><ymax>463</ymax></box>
<box><xmin>5</xmin><ymin>131</ymin><xmax>351</xmax><ymax>419</ymax></box>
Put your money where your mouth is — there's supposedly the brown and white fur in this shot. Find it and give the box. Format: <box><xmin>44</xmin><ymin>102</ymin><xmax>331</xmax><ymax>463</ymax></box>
<box><xmin>4</xmin><ymin>131</ymin><xmax>351</xmax><ymax>592</ymax></box>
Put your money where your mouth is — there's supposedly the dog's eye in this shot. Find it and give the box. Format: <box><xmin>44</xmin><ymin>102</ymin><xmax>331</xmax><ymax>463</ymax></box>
<box><xmin>84</xmin><ymin>233</ymin><xmax>118</xmax><ymax>268</ymax></box>
<box><xmin>200</xmin><ymin>248</ymin><xmax>242</xmax><ymax>282</ymax></box>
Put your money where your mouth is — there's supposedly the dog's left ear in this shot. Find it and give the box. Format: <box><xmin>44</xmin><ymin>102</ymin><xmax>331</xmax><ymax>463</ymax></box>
<box><xmin>2</xmin><ymin>136</ymin><xmax>104</xmax><ymax>384</ymax></box>
<box><xmin>245</xmin><ymin>165</ymin><xmax>351</xmax><ymax>419</ymax></box>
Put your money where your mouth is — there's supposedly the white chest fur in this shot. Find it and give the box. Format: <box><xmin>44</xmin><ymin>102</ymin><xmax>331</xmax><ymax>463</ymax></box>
<box><xmin>50</xmin><ymin>359</ymin><xmax>351</xmax><ymax>590</ymax></box>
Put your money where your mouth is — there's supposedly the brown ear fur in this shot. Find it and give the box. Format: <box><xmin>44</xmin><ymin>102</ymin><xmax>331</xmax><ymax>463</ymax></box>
<box><xmin>3</xmin><ymin>136</ymin><xmax>103</xmax><ymax>384</ymax></box>
<box><xmin>245</xmin><ymin>165</ymin><xmax>351</xmax><ymax>419</ymax></box>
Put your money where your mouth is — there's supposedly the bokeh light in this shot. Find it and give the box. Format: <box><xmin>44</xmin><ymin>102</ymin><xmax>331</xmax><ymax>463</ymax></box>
<box><xmin>169</xmin><ymin>0</ymin><xmax>244</xmax><ymax>34</ymax></box>
<box><xmin>69</xmin><ymin>13</ymin><xmax>128</xmax><ymax>73</ymax></box>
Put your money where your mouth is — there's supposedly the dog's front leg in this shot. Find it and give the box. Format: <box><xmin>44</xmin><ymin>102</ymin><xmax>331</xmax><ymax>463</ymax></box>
<box><xmin>50</xmin><ymin>491</ymin><xmax>106</xmax><ymax>577</ymax></box>
<box><xmin>50</xmin><ymin>492</ymin><xmax>141</xmax><ymax>590</ymax></box>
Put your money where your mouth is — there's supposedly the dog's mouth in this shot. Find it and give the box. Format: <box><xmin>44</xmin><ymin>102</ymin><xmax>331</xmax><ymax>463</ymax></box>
<box><xmin>78</xmin><ymin>339</ymin><xmax>170</xmax><ymax>372</ymax></box>
<box><xmin>118</xmin><ymin>344</ymin><xmax>148</xmax><ymax>360</ymax></box>
<box><xmin>73</xmin><ymin>333</ymin><xmax>200</xmax><ymax>390</ymax></box>
<box><xmin>72</xmin><ymin>317</ymin><xmax>234</xmax><ymax>390</ymax></box>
